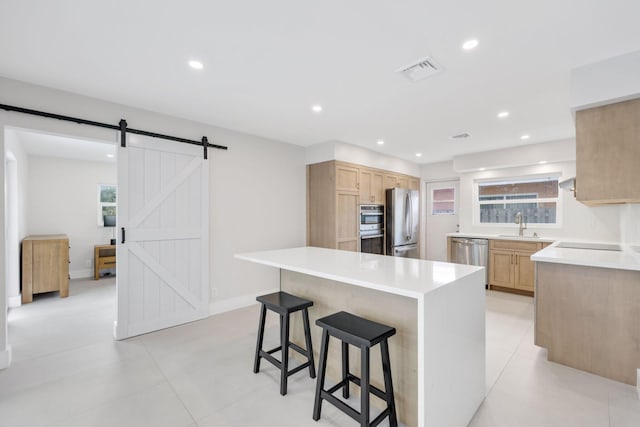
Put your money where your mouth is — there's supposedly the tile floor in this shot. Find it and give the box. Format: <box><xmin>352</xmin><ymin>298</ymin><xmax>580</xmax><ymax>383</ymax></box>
<box><xmin>1</xmin><ymin>278</ymin><xmax>639</xmax><ymax>427</ymax></box>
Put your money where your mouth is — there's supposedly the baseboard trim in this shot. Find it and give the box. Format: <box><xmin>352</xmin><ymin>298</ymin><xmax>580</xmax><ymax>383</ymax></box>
<box><xmin>0</xmin><ymin>345</ymin><xmax>12</xmax><ymax>370</ymax></box>
<box><xmin>209</xmin><ymin>288</ymin><xmax>279</xmax><ymax>315</ymax></box>
<box><xmin>70</xmin><ymin>269</ymin><xmax>93</xmax><ymax>280</ymax></box>
<box><xmin>8</xmin><ymin>295</ymin><xmax>21</xmax><ymax>308</ymax></box>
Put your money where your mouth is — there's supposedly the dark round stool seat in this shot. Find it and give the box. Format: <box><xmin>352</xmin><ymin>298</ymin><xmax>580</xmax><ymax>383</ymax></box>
<box><xmin>313</xmin><ymin>311</ymin><xmax>398</xmax><ymax>427</ymax></box>
<box><xmin>254</xmin><ymin>291</ymin><xmax>316</xmax><ymax>395</ymax></box>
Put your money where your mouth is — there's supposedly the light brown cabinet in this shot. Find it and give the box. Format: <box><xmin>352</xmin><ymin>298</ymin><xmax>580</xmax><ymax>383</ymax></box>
<box><xmin>359</xmin><ymin>168</ymin><xmax>385</xmax><ymax>204</ymax></box>
<box><xmin>308</xmin><ymin>161</ymin><xmax>360</xmax><ymax>251</ymax></box>
<box><xmin>22</xmin><ymin>235</ymin><xmax>70</xmax><ymax>303</ymax></box>
<box><xmin>94</xmin><ymin>244</ymin><xmax>116</xmax><ymax>280</ymax></box>
<box><xmin>576</xmin><ymin>97</ymin><xmax>640</xmax><ymax>204</ymax></box>
<box><xmin>489</xmin><ymin>240</ymin><xmax>546</xmax><ymax>294</ymax></box>
<box><xmin>308</xmin><ymin>161</ymin><xmax>420</xmax><ymax>252</ymax></box>
<box><xmin>384</xmin><ymin>173</ymin><xmax>409</xmax><ymax>189</ymax></box>
<box><xmin>535</xmin><ymin>262</ymin><xmax>640</xmax><ymax>385</ymax></box>
<box><xmin>409</xmin><ymin>178</ymin><xmax>420</xmax><ymax>191</ymax></box>
<box><xmin>335</xmin><ymin>164</ymin><xmax>360</xmax><ymax>193</ymax></box>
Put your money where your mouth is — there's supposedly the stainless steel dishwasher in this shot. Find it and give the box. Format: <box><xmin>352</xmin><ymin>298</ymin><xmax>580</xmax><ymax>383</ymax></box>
<box><xmin>450</xmin><ymin>237</ymin><xmax>489</xmax><ymax>286</ymax></box>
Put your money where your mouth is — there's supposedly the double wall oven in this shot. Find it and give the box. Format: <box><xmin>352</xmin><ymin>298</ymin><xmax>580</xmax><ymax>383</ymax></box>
<box><xmin>360</xmin><ymin>204</ymin><xmax>384</xmax><ymax>255</ymax></box>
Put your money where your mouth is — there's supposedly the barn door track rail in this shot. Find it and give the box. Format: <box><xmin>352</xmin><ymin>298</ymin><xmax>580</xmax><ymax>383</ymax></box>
<box><xmin>0</xmin><ymin>103</ymin><xmax>227</xmax><ymax>158</ymax></box>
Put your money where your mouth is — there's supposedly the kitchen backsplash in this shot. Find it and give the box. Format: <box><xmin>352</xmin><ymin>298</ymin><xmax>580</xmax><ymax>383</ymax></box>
<box><xmin>620</xmin><ymin>204</ymin><xmax>640</xmax><ymax>244</ymax></box>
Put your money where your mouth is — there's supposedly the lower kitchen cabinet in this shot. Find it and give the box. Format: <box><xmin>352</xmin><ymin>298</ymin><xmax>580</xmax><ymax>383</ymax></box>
<box><xmin>489</xmin><ymin>240</ymin><xmax>547</xmax><ymax>294</ymax></box>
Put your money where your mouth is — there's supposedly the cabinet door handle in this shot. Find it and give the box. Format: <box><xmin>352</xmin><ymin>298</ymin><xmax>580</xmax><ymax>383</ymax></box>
<box><xmin>511</xmin><ymin>254</ymin><xmax>514</xmax><ymax>264</ymax></box>
<box><xmin>516</xmin><ymin>254</ymin><xmax>519</xmax><ymax>265</ymax></box>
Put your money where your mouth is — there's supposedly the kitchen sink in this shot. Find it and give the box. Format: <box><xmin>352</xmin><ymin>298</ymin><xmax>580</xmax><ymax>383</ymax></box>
<box><xmin>555</xmin><ymin>242</ymin><xmax>622</xmax><ymax>251</ymax></box>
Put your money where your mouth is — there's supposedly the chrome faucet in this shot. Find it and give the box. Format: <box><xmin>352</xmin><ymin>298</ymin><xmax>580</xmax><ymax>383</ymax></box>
<box><xmin>515</xmin><ymin>212</ymin><xmax>527</xmax><ymax>237</ymax></box>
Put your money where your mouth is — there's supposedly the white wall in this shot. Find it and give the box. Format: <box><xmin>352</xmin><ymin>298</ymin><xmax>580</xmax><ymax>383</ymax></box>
<box><xmin>0</xmin><ymin>76</ymin><xmax>307</xmax><ymax>366</ymax></box>
<box><xmin>306</xmin><ymin>140</ymin><xmax>420</xmax><ymax>176</ymax></box>
<box><xmin>4</xmin><ymin>130</ymin><xmax>29</xmax><ymax>243</ymax></box>
<box><xmin>422</xmin><ymin>140</ymin><xmax>626</xmax><ymax>244</ymax></box>
<box><xmin>26</xmin><ymin>156</ymin><xmax>116</xmax><ymax>278</ymax></box>
<box><xmin>4</xmin><ymin>130</ymin><xmax>29</xmax><ymax>309</ymax></box>
<box><xmin>570</xmin><ymin>49</ymin><xmax>640</xmax><ymax>112</ymax></box>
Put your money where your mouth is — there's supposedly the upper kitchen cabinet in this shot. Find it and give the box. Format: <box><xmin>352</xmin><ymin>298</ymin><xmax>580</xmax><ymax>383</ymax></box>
<box><xmin>384</xmin><ymin>173</ymin><xmax>411</xmax><ymax>189</ymax></box>
<box><xmin>335</xmin><ymin>164</ymin><xmax>360</xmax><ymax>193</ymax></box>
<box><xmin>576</xmin><ymin>98</ymin><xmax>640</xmax><ymax>204</ymax></box>
<box><xmin>409</xmin><ymin>178</ymin><xmax>420</xmax><ymax>191</ymax></box>
<box><xmin>359</xmin><ymin>168</ymin><xmax>384</xmax><ymax>204</ymax></box>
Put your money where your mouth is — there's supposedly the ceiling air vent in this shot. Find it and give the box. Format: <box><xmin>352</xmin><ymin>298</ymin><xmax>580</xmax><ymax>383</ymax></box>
<box><xmin>449</xmin><ymin>132</ymin><xmax>472</xmax><ymax>140</ymax></box>
<box><xmin>396</xmin><ymin>56</ymin><xmax>442</xmax><ymax>82</ymax></box>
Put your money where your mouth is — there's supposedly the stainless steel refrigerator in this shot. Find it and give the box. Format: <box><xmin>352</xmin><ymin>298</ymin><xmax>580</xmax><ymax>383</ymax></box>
<box><xmin>385</xmin><ymin>188</ymin><xmax>419</xmax><ymax>258</ymax></box>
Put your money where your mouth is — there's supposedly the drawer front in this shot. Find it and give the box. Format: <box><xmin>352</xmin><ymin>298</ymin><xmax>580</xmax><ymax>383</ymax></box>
<box><xmin>490</xmin><ymin>239</ymin><xmax>540</xmax><ymax>252</ymax></box>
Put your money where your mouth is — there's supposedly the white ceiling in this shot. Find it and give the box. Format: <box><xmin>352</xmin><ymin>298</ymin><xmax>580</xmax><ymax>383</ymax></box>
<box><xmin>8</xmin><ymin>128</ymin><xmax>116</xmax><ymax>163</ymax></box>
<box><xmin>1</xmin><ymin>0</ymin><xmax>639</xmax><ymax>164</ymax></box>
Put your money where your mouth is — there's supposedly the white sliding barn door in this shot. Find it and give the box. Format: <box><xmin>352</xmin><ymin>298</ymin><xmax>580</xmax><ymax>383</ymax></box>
<box><xmin>115</xmin><ymin>134</ymin><xmax>209</xmax><ymax>340</ymax></box>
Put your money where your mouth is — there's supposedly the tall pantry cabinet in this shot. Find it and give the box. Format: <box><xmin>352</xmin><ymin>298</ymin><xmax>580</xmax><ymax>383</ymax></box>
<box><xmin>307</xmin><ymin>161</ymin><xmax>360</xmax><ymax>251</ymax></box>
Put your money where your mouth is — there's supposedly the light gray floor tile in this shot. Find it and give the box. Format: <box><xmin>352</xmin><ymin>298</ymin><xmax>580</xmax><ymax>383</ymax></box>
<box><xmin>49</xmin><ymin>382</ymin><xmax>195</xmax><ymax>427</ymax></box>
<box><xmin>3</xmin><ymin>279</ymin><xmax>640</xmax><ymax>427</ymax></box>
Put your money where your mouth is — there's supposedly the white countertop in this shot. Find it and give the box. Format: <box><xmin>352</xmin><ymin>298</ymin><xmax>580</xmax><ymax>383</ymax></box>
<box><xmin>531</xmin><ymin>241</ymin><xmax>640</xmax><ymax>271</ymax></box>
<box><xmin>446</xmin><ymin>232</ymin><xmax>556</xmax><ymax>243</ymax></box>
<box><xmin>235</xmin><ymin>246</ymin><xmax>484</xmax><ymax>299</ymax></box>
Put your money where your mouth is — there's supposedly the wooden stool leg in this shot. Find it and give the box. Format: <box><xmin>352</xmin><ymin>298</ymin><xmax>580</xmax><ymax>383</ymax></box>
<box><xmin>381</xmin><ymin>339</ymin><xmax>398</xmax><ymax>427</ymax></box>
<box><xmin>253</xmin><ymin>304</ymin><xmax>267</xmax><ymax>373</ymax></box>
<box><xmin>280</xmin><ymin>313</ymin><xmax>290</xmax><ymax>395</ymax></box>
<box><xmin>313</xmin><ymin>329</ymin><xmax>330</xmax><ymax>421</ymax></box>
<box><xmin>360</xmin><ymin>345</ymin><xmax>370</xmax><ymax>427</ymax></box>
<box><xmin>302</xmin><ymin>308</ymin><xmax>316</xmax><ymax>378</ymax></box>
<box><xmin>342</xmin><ymin>341</ymin><xmax>350</xmax><ymax>398</ymax></box>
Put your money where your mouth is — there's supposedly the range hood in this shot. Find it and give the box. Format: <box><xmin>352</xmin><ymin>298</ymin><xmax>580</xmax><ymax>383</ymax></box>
<box><xmin>559</xmin><ymin>177</ymin><xmax>576</xmax><ymax>196</ymax></box>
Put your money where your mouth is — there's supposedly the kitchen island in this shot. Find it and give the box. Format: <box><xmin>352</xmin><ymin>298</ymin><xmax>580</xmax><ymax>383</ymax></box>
<box><xmin>236</xmin><ymin>246</ymin><xmax>486</xmax><ymax>427</ymax></box>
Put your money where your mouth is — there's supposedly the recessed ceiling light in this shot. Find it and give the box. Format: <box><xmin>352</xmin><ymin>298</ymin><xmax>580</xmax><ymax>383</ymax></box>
<box><xmin>497</xmin><ymin>111</ymin><xmax>510</xmax><ymax>118</ymax></box>
<box><xmin>462</xmin><ymin>39</ymin><xmax>479</xmax><ymax>51</ymax></box>
<box><xmin>520</xmin><ymin>134</ymin><xmax>531</xmax><ymax>140</ymax></box>
<box><xmin>106</xmin><ymin>154</ymin><xmax>114</xmax><ymax>158</ymax></box>
<box><xmin>415</xmin><ymin>153</ymin><xmax>422</xmax><ymax>158</ymax></box>
<box><xmin>479</xmin><ymin>168</ymin><xmax>486</xmax><ymax>171</ymax></box>
<box><xmin>188</xmin><ymin>60</ymin><xmax>204</xmax><ymax>70</ymax></box>
<box><xmin>377</xmin><ymin>140</ymin><xmax>385</xmax><ymax>145</ymax></box>
<box><xmin>538</xmin><ymin>160</ymin><xmax>548</xmax><ymax>164</ymax></box>
<box><xmin>311</xmin><ymin>105</ymin><xmax>323</xmax><ymax>113</ymax></box>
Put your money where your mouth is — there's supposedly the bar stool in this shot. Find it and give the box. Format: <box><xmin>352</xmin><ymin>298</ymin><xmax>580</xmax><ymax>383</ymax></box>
<box><xmin>313</xmin><ymin>311</ymin><xmax>397</xmax><ymax>427</ymax></box>
<box><xmin>254</xmin><ymin>291</ymin><xmax>316</xmax><ymax>395</ymax></box>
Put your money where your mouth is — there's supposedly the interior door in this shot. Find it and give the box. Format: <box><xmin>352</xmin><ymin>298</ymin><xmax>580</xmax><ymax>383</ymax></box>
<box><xmin>115</xmin><ymin>134</ymin><xmax>209</xmax><ymax>340</ymax></box>
<box><xmin>425</xmin><ymin>180</ymin><xmax>459</xmax><ymax>261</ymax></box>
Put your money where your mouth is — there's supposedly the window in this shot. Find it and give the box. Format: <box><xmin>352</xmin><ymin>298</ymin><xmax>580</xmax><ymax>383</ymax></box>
<box><xmin>476</xmin><ymin>176</ymin><xmax>559</xmax><ymax>225</ymax></box>
<box><xmin>432</xmin><ymin>187</ymin><xmax>456</xmax><ymax>215</ymax></box>
<box><xmin>97</xmin><ymin>184</ymin><xmax>117</xmax><ymax>226</ymax></box>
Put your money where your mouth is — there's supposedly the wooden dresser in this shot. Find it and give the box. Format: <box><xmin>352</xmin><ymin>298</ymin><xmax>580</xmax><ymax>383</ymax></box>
<box><xmin>22</xmin><ymin>235</ymin><xmax>70</xmax><ymax>303</ymax></box>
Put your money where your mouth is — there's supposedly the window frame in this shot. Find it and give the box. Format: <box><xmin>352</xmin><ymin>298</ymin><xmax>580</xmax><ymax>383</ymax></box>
<box><xmin>473</xmin><ymin>173</ymin><xmax>562</xmax><ymax>228</ymax></box>
<box><xmin>431</xmin><ymin>186</ymin><xmax>457</xmax><ymax>215</ymax></box>
<box><xmin>97</xmin><ymin>183</ymin><xmax>117</xmax><ymax>226</ymax></box>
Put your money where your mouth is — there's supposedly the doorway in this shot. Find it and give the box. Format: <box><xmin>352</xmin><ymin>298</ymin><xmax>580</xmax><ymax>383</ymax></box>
<box><xmin>425</xmin><ymin>180</ymin><xmax>460</xmax><ymax>261</ymax></box>
<box><xmin>5</xmin><ymin>151</ymin><xmax>20</xmax><ymax>307</ymax></box>
<box><xmin>4</xmin><ymin>127</ymin><xmax>118</xmax><ymax>359</ymax></box>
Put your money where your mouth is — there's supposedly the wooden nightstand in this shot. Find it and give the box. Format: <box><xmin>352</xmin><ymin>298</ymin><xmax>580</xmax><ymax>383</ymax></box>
<box><xmin>94</xmin><ymin>244</ymin><xmax>116</xmax><ymax>280</ymax></box>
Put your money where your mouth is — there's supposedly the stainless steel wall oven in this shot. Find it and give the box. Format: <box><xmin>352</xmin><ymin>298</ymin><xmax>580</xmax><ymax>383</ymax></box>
<box><xmin>360</xmin><ymin>204</ymin><xmax>384</xmax><ymax>255</ymax></box>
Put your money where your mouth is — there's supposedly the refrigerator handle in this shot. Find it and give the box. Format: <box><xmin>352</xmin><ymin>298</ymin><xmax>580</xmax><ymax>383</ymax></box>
<box><xmin>409</xmin><ymin>192</ymin><xmax>413</xmax><ymax>236</ymax></box>
<box><xmin>405</xmin><ymin>193</ymin><xmax>411</xmax><ymax>240</ymax></box>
